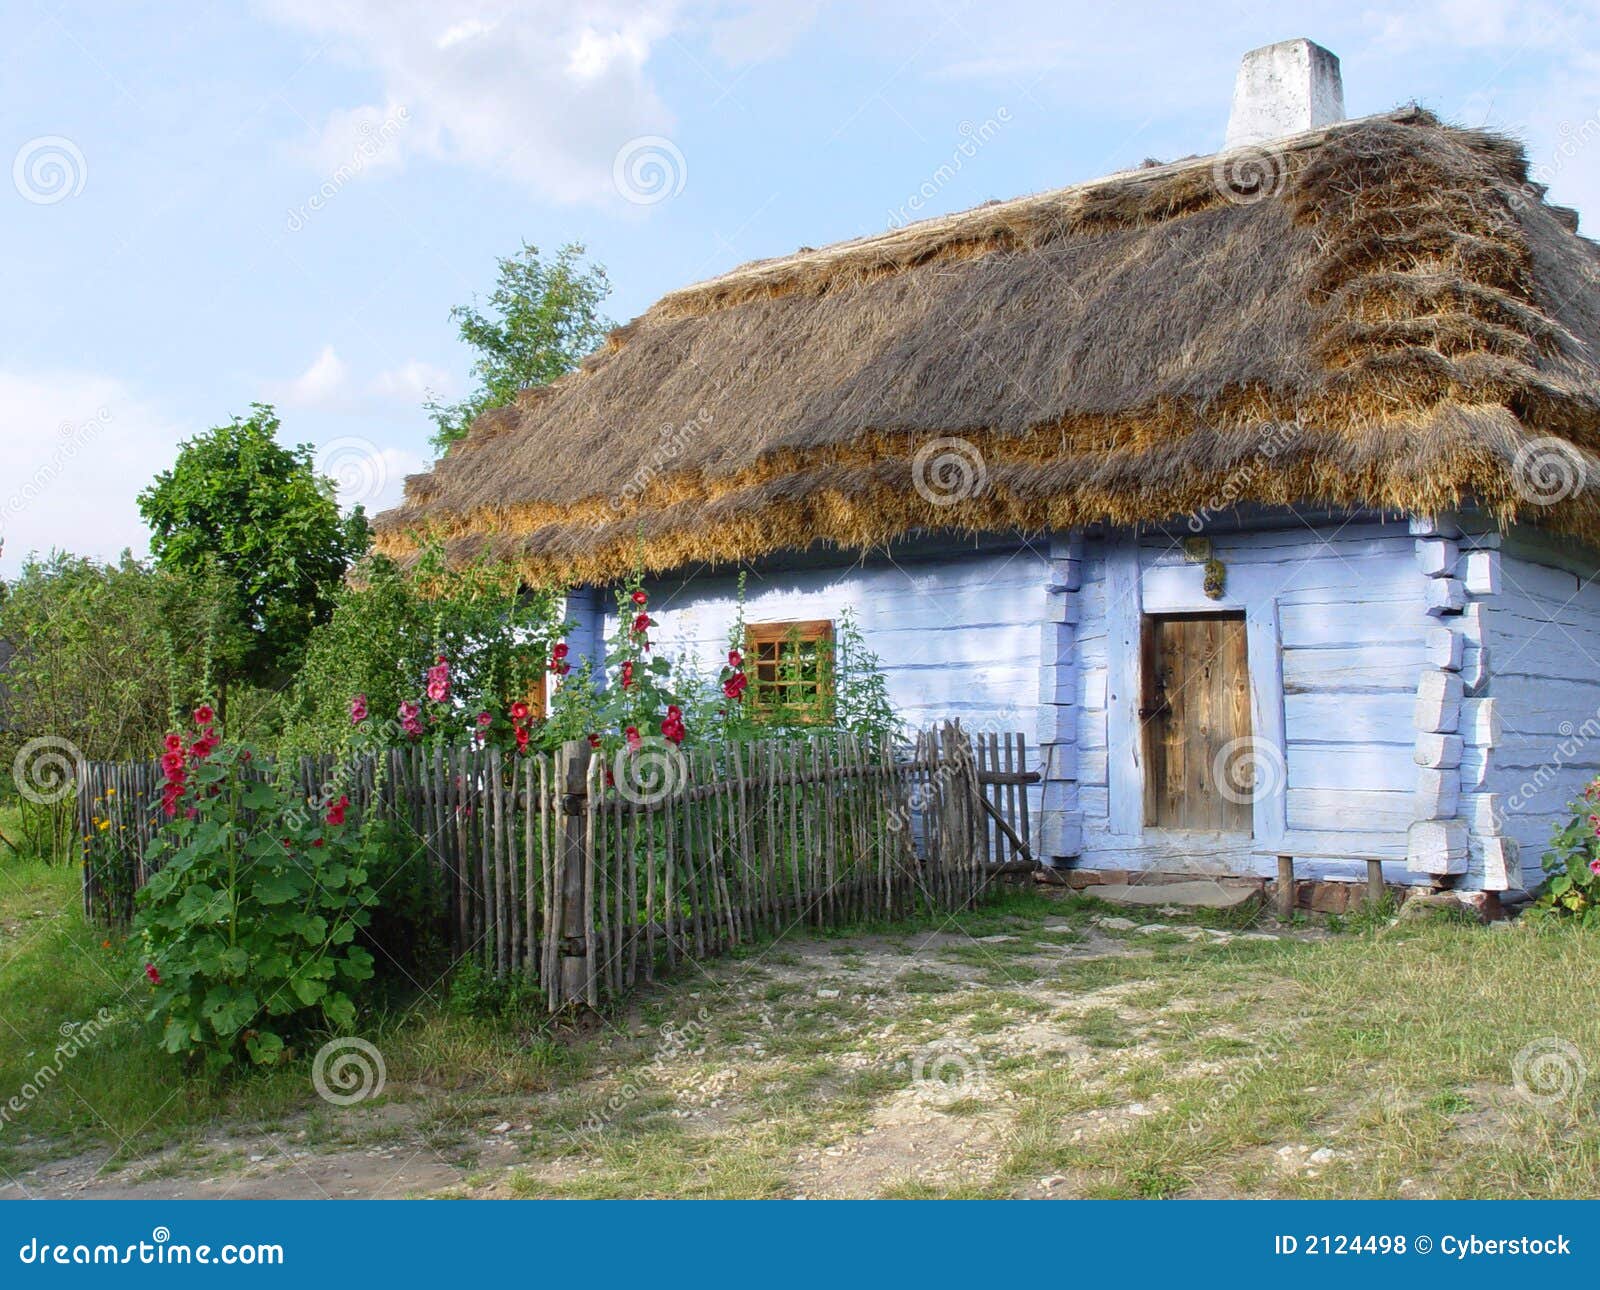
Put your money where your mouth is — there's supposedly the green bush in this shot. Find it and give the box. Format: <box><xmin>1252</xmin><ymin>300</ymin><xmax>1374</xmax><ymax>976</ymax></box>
<box><xmin>1530</xmin><ymin>781</ymin><xmax>1600</xmax><ymax>925</ymax></box>
<box><xmin>134</xmin><ymin>710</ymin><xmax>378</xmax><ymax>1073</ymax></box>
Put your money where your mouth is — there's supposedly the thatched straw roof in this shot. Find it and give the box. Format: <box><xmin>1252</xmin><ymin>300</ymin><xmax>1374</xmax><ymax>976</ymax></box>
<box><xmin>375</xmin><ymin>108</ymin><xmax>1600</xmax><ymax>583</ymax></box>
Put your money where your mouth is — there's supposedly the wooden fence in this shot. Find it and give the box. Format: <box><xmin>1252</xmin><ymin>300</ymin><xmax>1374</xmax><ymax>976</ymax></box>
<box><xmin>77</xmin><ymin>724</ymin><xmax>1038</xmax><ymax>1009</ymax></box>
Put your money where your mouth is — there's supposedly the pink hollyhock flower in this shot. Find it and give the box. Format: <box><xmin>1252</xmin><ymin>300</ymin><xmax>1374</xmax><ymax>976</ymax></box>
<box><xmin>193</xmin><ymin>704</ymin><xmax>215</xmax><ymax>726</ymax></box>
<box><xmin>164</xmin><ymin>733</ymin><xmax>183</xmax><ymax>753</ymax></box>
<box><xmin>426</xmin><ymin>658</ymin><xmax>451</xmax><ymax>703</ymax></box>
<box><xmin>476</xmin><ymin>710</ymin><xmax>492</xmax><ymax>729</ymax></box>
<box><xmin>1591</xmin><ymin>858</ymin><xmax>1600</xmax><ymax>875</ymax></box>
<box><xmin>625</xmin><ymin>725</ymin><xmax>642</xmax><ymax>751</ymax></box>
<box><xmin>144</xmin><ymin>963</ymin><xmax>161</xmax><ymax>985</ymax></box>
<box><xmin>349</xmin><ymin>694</ymin><xmax>369</xmax><ymax>724</ymax></box>
<box><xmin>160</xmin><ymin>751</ymin><xmax>186</xmax><ymax>776</ymax></box>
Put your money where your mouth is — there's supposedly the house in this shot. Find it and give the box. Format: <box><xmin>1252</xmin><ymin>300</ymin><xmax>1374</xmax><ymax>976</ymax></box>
<box><xmin>375</xmin><ymin>40</ymin><xmax>1600</xmax><ymax>898</ymax></box>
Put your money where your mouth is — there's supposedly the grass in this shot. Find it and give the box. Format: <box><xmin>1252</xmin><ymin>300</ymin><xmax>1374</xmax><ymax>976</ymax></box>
<box><xmin>3</xmin><ymin>855</ymin><xmax>1599</xmax><ymax>1200</ymax></box>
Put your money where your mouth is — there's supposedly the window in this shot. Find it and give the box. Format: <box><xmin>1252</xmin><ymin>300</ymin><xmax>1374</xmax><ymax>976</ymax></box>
<box><xmin>745</xmin><ymin>620</ymin><xmax>834</xmax><ymax>724</ymax></box>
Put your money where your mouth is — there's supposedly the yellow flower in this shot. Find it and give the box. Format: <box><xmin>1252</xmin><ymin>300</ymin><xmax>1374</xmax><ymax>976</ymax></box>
<box><xmin>96</xmin><ymin>818</ymin><xmax>110</xmax><ymax>831</ymax></box>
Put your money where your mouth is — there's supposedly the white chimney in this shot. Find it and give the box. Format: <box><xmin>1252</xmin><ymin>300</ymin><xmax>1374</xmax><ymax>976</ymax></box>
<box><xmin>1224</xmin><ymin>39</ymin><xmax>1345</xmax><ymax>148</ymax></box>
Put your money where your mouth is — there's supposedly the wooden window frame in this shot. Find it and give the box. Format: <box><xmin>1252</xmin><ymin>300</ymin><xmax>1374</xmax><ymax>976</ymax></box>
<box><xmin>744</xmin><ymin>619</ymin><xmax>835</xmax><ymax>725</ymax></box>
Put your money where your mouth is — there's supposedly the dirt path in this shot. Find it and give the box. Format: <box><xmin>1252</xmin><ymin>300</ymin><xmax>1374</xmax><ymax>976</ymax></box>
<box><xmin>0</xmin><ymin>900</ymin><xmax>1308</xmax><ymax>1200</ymax></box>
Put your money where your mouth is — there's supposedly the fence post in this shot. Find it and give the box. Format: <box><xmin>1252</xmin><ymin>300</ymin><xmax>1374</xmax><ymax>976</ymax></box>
<box><xmin>556</xmin><ymin>738</ymin><xmax>593</xmax><ymax>1008</ymax></box>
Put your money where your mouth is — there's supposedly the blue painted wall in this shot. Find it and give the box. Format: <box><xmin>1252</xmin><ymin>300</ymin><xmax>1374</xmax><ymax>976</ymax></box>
<box><xmin>582</xmin><ymin>539</ymin><xmax>1051</xmax><ymax>741</ymax></box>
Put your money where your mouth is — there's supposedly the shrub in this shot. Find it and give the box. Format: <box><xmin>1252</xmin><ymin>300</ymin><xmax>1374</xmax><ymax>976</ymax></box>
<box><xmin>134</xmin><ymin>709</ymin><xmax>378</xmax><ymax>1073</ymax></box>
<box><xmin>1529</xmin><ymin>780</ymin><xmax>1600</xmax><ymax>925</ymax></box>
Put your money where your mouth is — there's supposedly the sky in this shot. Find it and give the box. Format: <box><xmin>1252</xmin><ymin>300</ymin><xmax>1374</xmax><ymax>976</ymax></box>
<box><xmin>2</xmin><ymin>0</ymin><xmax>1599</xmax><ymax>577</ymax></box>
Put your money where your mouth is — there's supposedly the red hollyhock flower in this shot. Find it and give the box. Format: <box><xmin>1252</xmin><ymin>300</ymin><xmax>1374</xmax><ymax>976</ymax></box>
<box><xmin>625</xmin><ymin>725</ymin><xmax>642</xmax><ymax>751</ymax></box>
<box><xmin>160</xmin><ymin>751</ymin><xmax>186</xmax><ymax>775</ymax></box>
<box><xmin>631</xmin><ymin>612</ymin><xmax>653</xmax><ymax>635</ymax></box>
<box><xmin>510</xmin><ymin>700</ymin><xmax>531</xmax><ymax>722</ymax></box>
<box><xmin>164</xmin><ymin>733</ymin><xmax>184</xmax><ymax>753</ymax></box>
<box><xmin>621</xmin><ymin>660</ymin><xmax>635</xmax><ymax>690</ymax></box>
<box><xmin>476</xmin><ymin>710</ymin><xmax>492</xmax><ymax>729</ymax></box>
<box><xmin>632</xmin><ymin>589</ymin><xmax>648</xmax><ymax>605</ymax></box>
<box><xmin>514</xmin><ymin>725</ymin><xmax>531</xmax><ymax>753</ymax></box>
<box><xmin>144</xmin><ymin>963</ymin><xmax>161</xmax><ymax>985</ymax></box>
<box><xmin>326</xmin><ymin>794</ymin><xmax>350</xmax><ymax>826</ymax></box>
<box><xmin>722</xmin><ymin>671</ymin><xmax>748</xmax><ymax>700</ymax></box>
<box><xmin>587</xmin><ymin>733</ymin><xmax>602</xmax><ymax>749</ymax></box>
<box><xmin>551</xmin><ymin>642</ymin><xmax>569</xmax><ymax>660</ymax></box>
<box><xmin>193</xmin><ymin>704</ymin><xmax>215</xmax><ymax>726</ymax></box>
<box><xmin>728</xmin><ymin>649</ymin><xmax>743</xmax><ymax>668</ymax></box>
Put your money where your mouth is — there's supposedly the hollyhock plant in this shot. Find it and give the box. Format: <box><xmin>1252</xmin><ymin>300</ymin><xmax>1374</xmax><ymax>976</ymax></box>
<box><xmin>1533</xmin><ymin>774</ymin><xmax>1600</xmax><ymax>925</ymax></box>
<box><xmin>135</xmin><ymin>714</ymin><xmax>378</xmax><ymax>1073</ymax></box>
<box><xmin>425</xmin><ymin>656</ymin><xmax>451</xmax><ymax>703</ymax></box>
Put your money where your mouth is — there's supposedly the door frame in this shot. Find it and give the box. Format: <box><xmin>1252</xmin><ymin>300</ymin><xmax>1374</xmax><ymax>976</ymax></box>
<box><xmin>1105</xmin><ymin>534</ymin><xmax>1288</xmax><ymax>846</ymax></box>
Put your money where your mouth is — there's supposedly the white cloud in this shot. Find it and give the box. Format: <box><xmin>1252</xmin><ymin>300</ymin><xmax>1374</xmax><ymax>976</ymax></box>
<box><xmin>277</xmin><ymin>345</ymin><xmax>350</xmax><ymax>409</ymax></box>
<box><xmin>266</xmin><ymin>0</ymin><xmax>683</xmax><ymax>204</ymax></box>
<box><xmin>371</xmin><ymin>359</ymin><xmax>456</xmax><ymax>404</ymax></box>
<box><xmin>0</xmin><ymin>369</ymin><xmax>184</xmax><ymax>575</ymax></box>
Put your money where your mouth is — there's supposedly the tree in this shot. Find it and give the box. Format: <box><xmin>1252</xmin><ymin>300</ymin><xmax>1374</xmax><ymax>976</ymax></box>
<box><xmin>426</xmin><ymin>242</ymin><xmax>613</xmax><ymax>452</ymax></box>
<box><xmin>0</xmin><ymin>553</ymin><xmax>232</xmax><ymax>859</ymax></box>
<box><xmin>137</xmin><ymin>404</ymin><xmax>369</xmax><ymax>697</ymax></box>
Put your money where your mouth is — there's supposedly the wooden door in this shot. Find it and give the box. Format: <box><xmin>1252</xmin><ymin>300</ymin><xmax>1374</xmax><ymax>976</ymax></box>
<box><xmin>1141</xmin><ymin>613</ymin><xmax>1253</xmax><ymax>832</ymax></box>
